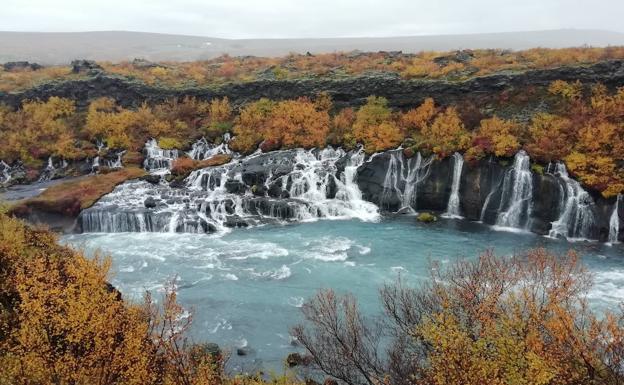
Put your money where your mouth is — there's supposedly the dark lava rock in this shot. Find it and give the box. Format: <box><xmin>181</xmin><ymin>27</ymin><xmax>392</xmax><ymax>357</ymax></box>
<box><xmin>236</xmin><ymin>348</ymin><xmax>248</xmax><ymax>356</ymax></box>
<box><xmin>3</xmin><ymin>61</ymin><xmax>42</xmax><ymax>71</ymax></box>
<box><xmin>225</xmin><ymin>179</ymin><xmax>246</xmax><ymax>194</ymax></box>
<box><xmin>144</xmin><ymin>197</ymin><xmax>157</xmax><ymax>208</ymax></box>
<box><xmin>223</xmin><ymin>215</ymin><xmax>249</xmax><ymax>228</ymax></box>
<box><xmin>71</xmin><ymin>59</ymin><xmax>102</xmax><ymax>74</ymax></box>
<box><xmin>140</xmin><ymin>174</ymin><xmax>162</xmax><ymax>185</ymax></box>
<box><xmin>132</xmin><ymin>58</ymin><xmax>161</xmax><ymax>69</ymax></box>
<box><xmin>286</xmin><ymin>352</ymin><xmax>311</xmax><ymax>367</ymax></box>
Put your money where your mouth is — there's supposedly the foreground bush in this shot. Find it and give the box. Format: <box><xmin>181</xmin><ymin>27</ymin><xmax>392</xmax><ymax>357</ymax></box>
<box><xmin>293</xmin><ymin>249</ymin><xmax>624</xmax><ymax>385</ymax></box>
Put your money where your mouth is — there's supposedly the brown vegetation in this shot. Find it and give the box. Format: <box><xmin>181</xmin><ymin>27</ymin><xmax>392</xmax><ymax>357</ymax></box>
<box><xmin>170</xmin><ymin>154</ymin><xmax>232</xmax><ymax>178</ymax></box>
<box><xmin>3</xmin><ymin>47</ymin><xmax>624</xmax><ymax>92</ymax></box>
<box><xmin>9</xmin><ymin>167</ymin><xmax>146</xmax><ymax>217</ymax></box>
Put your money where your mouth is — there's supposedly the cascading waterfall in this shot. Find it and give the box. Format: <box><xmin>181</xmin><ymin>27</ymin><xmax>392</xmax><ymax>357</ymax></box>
<box><xmin>548</xmin><ymin>162</ymin><xmax>596</xmax><ymax>240</ymax></box>
<box><xmin>0</xmin><ymin>161</ymin><xmax>12</xmax><ymax>185</ymax></box>
<box><xmin>38</xmin><ymin>157</ymin><xmax>56</xmax><ymax>181</ymax></box>
<box><xmin>143</xmin><ymin>139</ymin><xmax>178</xmax><ymax>173</ymax></box>
<box><xmin>608</xmin><ymin>195</ymin><xmax>621</xmax><ymax>244</ymax></box>
<box><xmin>107</xmin><ymin>151</ymin><xmax>125</xmax><ymax>169</ymax></box>
<box><xmin>91</xmin><ymin>156</ymin><xmax>100</xmax><ymax>174</ymax></box>
<box><xmin>188</xmin><ymin>136</ymin><xmax>232</xmax><ymax>160</ymax></box>
<box><xmin>79</xmin><ymin>148</ymin><xmax>379</xmax><ymax>234</ymax></box>
<box><xmin>442</xmin><ymin>152</ymin><xmax>464</xmax><ymax>218</ymax></box>
<box><xmin>380</xmin><ymin>151</ymin><xmax>433</xmax><ymax>212</ymax></box>
<box><xmin>494</xmin><ymin>151</ymin><xmax>533</xmax><ymax>230</ymax></box>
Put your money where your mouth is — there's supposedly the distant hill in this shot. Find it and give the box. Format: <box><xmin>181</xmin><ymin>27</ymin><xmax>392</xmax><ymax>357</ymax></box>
<box><xmin>1</xmin><ymin>29</ymin><xmax>623</xmax><ymax>65</ymax></box>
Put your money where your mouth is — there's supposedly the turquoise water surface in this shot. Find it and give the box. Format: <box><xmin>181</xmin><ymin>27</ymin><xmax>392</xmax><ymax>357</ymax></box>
<box><xmin>62</xmin><ymin>216</ymin><xmax>624</xmax><ymax>372</ymax></box>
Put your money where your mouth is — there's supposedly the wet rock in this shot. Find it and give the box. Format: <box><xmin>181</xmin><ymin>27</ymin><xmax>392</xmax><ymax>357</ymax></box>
<box><xmin>144</xmin><ymin>197</ymin><xmax>157</xmax><ymax>208</ymax></box>
<box><xmin>223</xmin><ymin>215</ymin><xmax>249</xmax><ymax>228</ymax></box>
<box><xmin>140</xmin><ymin>174</ymin><xmax>162</xmax><ymax>185</ymax></box>
<box><xmin>225</xmin><ymin>179</ymin><xmax>246</xmax><ymax>194</ymax></box>
<box><xmin>236</xmin><ymin>348</ymin><xmax>248</xmax><ymax>356</ymax></box>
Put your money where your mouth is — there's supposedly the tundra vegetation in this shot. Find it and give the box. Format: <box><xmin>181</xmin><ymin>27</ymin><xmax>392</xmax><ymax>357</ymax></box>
<box><xmin>2</xmin><ymin>213</ymin><xmax>624</xmax><ymax>384</ymax></box>
<box><xmin>2</xmin><ymin>47</ymin><xmax>624</xmax><ymax>92</ymax></box>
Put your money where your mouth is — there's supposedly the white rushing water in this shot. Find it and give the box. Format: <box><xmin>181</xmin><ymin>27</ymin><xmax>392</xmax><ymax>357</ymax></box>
<box><xmin>38</xmin><ymin>156</ymin><xmax>56</xmax><ymax>181</ymax></box>
<box><xmin>143</xmin><ymin>138</ymin><xmax>179</xmax><ymax>173</ymax></box>
<box><xmin>548</xmin><ymin>162</ymin><xmax>596</xmax><ymax>240</ymax></box>
<box><xmin>609</xmin><ymin>195</ymin><xmax>622</xmax><ymax>244</ymax></box>
<box><xmin>442</xmin><ymin>152</ymin><xmax>464</xmax><ymax>218</ymax></box>
<box><xmin>107</xmin><ymin>151</ymin><xmax>125</xmax><ymax>169</ymax></box>
<box><xmin>0</xmin><ymin>160</ymin><xmax>12</xmax><ymax>185</ymax></box>
<box><xmin>381</xmin><ymin>150</ymin><xmax>433</xmax><ymax>212</ymax></box>
<box><xmin>495</xmin><ymin>151</ymin><xmax>533</xmax><ymax>230</ymax></box>
<box><xmin>80</xmin><ymin>147</ymin><xmax>379</xmax><ymax>233</ymax></box>
<box><xmin>188</xmin><ymin>136</ymin><xmax>232</xmax><ymax>160</ymax></box>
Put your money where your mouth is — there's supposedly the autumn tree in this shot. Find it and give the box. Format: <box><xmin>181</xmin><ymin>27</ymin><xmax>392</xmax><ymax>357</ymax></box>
<box><xmin>328</xmin><ymin>107</ymin><xmax>357</xmax><ymax>148</ymax></box>
<box><xmin>466</xmin><ymin>116</ymin><xmax>522</xmax><ymax>160</ymax></box>
<box><xmin>400</xmin><ymin>97</ymin><xmax>436</xmax><ymax>136</ymax></box>
<box><xmin>353</xmin><ymin>96</ymin><xmax>403</xmax><ymax>153</ymax></box>
<box><xmin>268</xmin><ymin>98</ymin><xmax>330</xmax><ymax>149</ymax></box>
<box><xmin>420</xmin><ymin>106</ymin><xmax>470</xmax><ymax>157</ymax></box>
<box><xmin>525</xmin><ymin>113</ymin><xmax>574</xmax><ymax>163</ymax></box>
<box><xmin>230</xmin><ymin>98</ymin><xmax>275</xmax><ymax>153</ymax></box>
<box><xmin>205</xmin><ymin>97</ymin><xmax>233</xmax><ymax>140</ymax></box>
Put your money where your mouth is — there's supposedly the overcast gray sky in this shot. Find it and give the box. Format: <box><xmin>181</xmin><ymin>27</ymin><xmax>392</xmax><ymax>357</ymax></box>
<box><xmin>2</xmin><ymin>0</ymin><xmax>622</xmax><ymax>38</ymax></box>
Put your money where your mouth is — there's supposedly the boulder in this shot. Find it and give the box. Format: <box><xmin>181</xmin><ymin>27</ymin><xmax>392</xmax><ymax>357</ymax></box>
<box><xmin>144</xmin><ymin>197</ymin><xmax>157</xmax><ymax>208</ymax></box>
<box><xmin>3</xmin><ymin>61</ymin><xmax>42</xmax><ymax>71</ymax></box>
<box><xmin>71</xmin><ymin>59</ymin><xmax>102</xmax><ymax>74</ymax></box>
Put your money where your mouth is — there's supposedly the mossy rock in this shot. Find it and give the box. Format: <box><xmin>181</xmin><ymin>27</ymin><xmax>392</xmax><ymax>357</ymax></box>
<box><xmin>417</xmin><ymin>212</ymin><xmax>437</xmax><ymax>223</ymax></box>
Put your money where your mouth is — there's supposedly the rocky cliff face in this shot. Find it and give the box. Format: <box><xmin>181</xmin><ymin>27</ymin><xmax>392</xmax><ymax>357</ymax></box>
<box><xmin>356</xmin><ymin>150</ymin><xmax>620</xmax><ymax>242</ymax></box>
<box><xmin>2</xmin><ymin>60</ymin><xmax>624</xmax><ymax>113</ymax></box>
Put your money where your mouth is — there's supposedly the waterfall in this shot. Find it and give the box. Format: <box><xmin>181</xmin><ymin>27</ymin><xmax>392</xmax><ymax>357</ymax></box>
<box><xmin>547</xmin><ymin>162</ymin><xmax>596</xmax><ymax>240</ymax></box>
<box><xmin>91</xmin><ymin>156</ymin><xmax>100</xmax><ymax>174</ymax></box>
<box><xmin>608</xmin><ymin>195</ymin><xmax>621</xmax><ymax>244</ymax></box>
<box><xmin>79</xmin><ymin>148</ymin><xmax>379</xmax><ymax>234</ymax></box>
<box><xmin>188</xmin><ymin>136</ymin><xmax>232</xmax><ymax>160</ymax></box>
<box><xmin>143</xmin><ymin>139</ymin><xmax>179</xmax><ymax>173</ymax></box>
<box><xmin>38</xmin><ymin>157</ymin><xmax>56</xmax><ymax>182</ymax></box>
<box><xmin>107</xmin><ymin>151</ymin><xmax>125</xmax><ymax>169</ymax></box>
<box><xmin>0</xmin><ymin>161</ymin><xmax>12</xmax><ymax>185</ymax></box>
<box><xmin>442</xmin><ymin>153</ymin><xmax>464</xmax><ymax>218</ymax></box>
<box><xmin>494</xmin><ymin>151</ymin><xmax>533</xmax><ymax>230</ymax></box>
<box><xmin>380</xmin><ymin>151</ymin><xmax>433</xmax><ymax>212</ymax></box>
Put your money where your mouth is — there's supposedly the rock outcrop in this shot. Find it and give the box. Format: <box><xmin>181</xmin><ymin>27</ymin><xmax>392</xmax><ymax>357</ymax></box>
<box><xmin>2</xmin><ymin>60</ymin><xmax>624</xmax><ymax>116</ymax></box>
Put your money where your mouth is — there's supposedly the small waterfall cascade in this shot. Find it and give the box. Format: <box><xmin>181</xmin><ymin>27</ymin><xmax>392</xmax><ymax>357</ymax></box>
<box><xmin>380</xmin><ymin>151</ymin><xmax>433</xmax><ymax>212</ymax></box>
<box><xmin>188</xmin><ymin>136</ymin><xmax>232</xmax><ymax>160</ymax></box>
<box><xmin>107</xmin><ymin>151</ymin><xmax>125</xmax><ymax>169</ymax></box>
<box><xmin>547</xmin><ymin>162</ymin><xmax>596</xmax><ymax>240</ymax></box>
<box><xmin>143</xmin><ymin>139</ymin><xmax>179</xmax><ymax>173</ymax></box>
<box><xmin>0</xmin><ymin>161</ymin><xmax>12</xmax><ymax>185</ymax></box>
<box><xmin>38</xmin><ymin>157</ymin><xmax>58</xmax><ymax>182</ymax></box>
<box><xmin>91</xmin><ymin>156</ymin><xmax>100</xmax><ymax>174</ymax></box>
<box><xmin>608</xmin><ymin>194</ymin><xmax>622</xmax><ymax>244</ymax></box>
<box><xmin>442</xmin><ymin>152</ymin><xmax>464</xmax><ymax>218</ymax></box>
<box><xmin>79</xmin><ymin>148</ymin><xmax>380</xmax><ymax>234</ymax></box>
<box><xmin>494</xmin><ymin>151</ymin><xmax>534</xmax><ymax>229</ymax></box>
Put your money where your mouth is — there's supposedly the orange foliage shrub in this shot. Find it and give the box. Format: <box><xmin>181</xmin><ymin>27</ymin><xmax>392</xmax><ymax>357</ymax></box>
<box><xmin>353</xmin><ymin>96</ymin><xmax>403</xmax><ymax>153</ymax></box>
<box><xmin>467</xmin><ymin>116</ymin><xmax>522</xmax><ymax>160</ymax></box>
<box><xmin>421</xmin><ymin>107</ymin><xmax>471</xmax><ymax>157</ymax></box>
<box><xmin>268</xmin><ymin>98</ymin><xmax>330</xmax><ymax>149</ymax></box>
